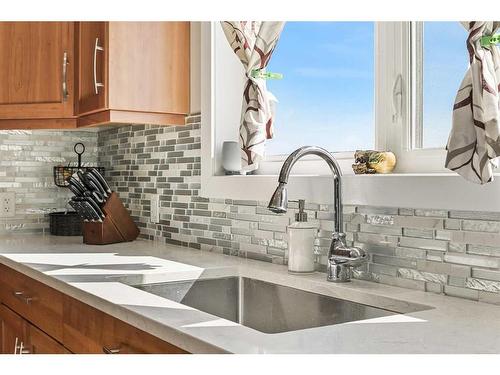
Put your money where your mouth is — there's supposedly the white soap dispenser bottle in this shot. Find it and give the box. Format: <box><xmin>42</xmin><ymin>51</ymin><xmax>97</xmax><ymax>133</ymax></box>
<box><xmin>287</xmin><ymin>199</ymin><xmax>318</xmax><ymax>274</ymax></box>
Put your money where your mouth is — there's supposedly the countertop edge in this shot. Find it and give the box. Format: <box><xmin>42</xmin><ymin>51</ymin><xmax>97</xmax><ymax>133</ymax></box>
<box><xmin>0</xmin><ymin>254</ymin><xmax>228</xmax><ymax>354</ymax></box>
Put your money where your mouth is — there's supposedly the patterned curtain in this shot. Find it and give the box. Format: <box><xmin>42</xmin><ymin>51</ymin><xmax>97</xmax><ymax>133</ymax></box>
<box><xmin>221</xmin><ymin>21</ymin><xmax>285</xmax><ymax>171</ymax></box>
<box><xmin>445</xmin><ymin>21</ymin><xmax>500</xmax><ymax>184</ymax></box>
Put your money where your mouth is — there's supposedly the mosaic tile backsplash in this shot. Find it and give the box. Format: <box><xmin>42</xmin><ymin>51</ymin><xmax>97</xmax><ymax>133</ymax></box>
<box><xmin>0</xmin><ymin>130</ymin><xmax>98</xmax><ymax>234</ymax></box>
<box><xmin>97</xmin><ymin>114</ymin><xmax>500</xmax><ymax>304</ymax></box>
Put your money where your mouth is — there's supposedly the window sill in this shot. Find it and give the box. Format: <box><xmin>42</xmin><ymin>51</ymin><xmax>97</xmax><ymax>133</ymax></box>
<box><xmin>201</xmin><ymin>172</ymin><xmax>500</xmax><ymax>212</ymax></box>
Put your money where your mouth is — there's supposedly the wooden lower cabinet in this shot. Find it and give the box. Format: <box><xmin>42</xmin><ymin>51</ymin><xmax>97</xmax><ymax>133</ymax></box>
<box><xmin>63</xmin><ymin>296</ymin><xmax>186</xmax><ymax>354</ymax></box>
<box><xmin>27</xmin><ymin>323</ymin><xmax>70</xmax><ymax>354</ymax></box>
<box><xmin>0</xmin><ymin>304</ymin><xmax>69</xmax><ymax>354</ymax></box>
<box><xmin>0</xmin><ymin>264</ymin><xmax>64</xmax><ymax>342</ymax></box>
<box><xmin>0</xmin><ymin>265</ymin><xmax>188</xmax><ymax>354</ymax></box>
<box><xmin>0</xmin><ymin>304</ymin><xmax>24</xmax><ymax>354</ymax></box>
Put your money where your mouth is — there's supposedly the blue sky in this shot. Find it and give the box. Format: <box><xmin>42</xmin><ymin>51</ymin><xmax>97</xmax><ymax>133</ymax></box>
<box><xmin>423</xmin><ymin>22</ymin><xmax>468</xmax><ymax>148</ymax></box>
<box><xmin>265</xmin><ymin>22</ymin><xmax>468</xmax><ymax>155</ymax></box>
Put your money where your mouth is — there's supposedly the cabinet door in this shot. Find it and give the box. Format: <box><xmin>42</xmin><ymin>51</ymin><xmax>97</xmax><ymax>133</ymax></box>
<box><xmin>0</xmin><ymin>22</ymin><xmax>74</xmax><ymax>119</ymax></box>
<box><xmin>0</xmin><ymin>264</ymin><xmax>64</xmax><ymax>342</ymax></box>
<box><xmin>25</xmin><ymin>323</ymin><xmax>70</xmax><ymax>354</ymax></box>
<box><xmin>76</xmin><ymin>22</ymin><xmax>107</xmax><ymax>115</ymax></box>
<box><xmin>63</xmin><ymin>296</ymin><xmax>187</xmax><ymax>354</ymax></box>
<box><xmin>108</xmin><ymin>22</ymin><xmax>190</xmax><ymax>114</ymax></box>
<box><xmin>62</xmin><ymin>295</ymin><xmax>113</xmax><ymax>353</ymax></box>
<box><xmin>0</xmin><ymin>304</ymin><xmax>25</xmax><ymax>354</ymax></box>
<box><xmin>109</xmin><ymin>317</ymin><xmax>187</xmax><ymax>354</ymax></box>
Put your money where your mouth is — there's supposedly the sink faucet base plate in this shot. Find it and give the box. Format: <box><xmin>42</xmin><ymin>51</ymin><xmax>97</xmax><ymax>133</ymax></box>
<box><xmin>327</xmin><ymin>262</ymin><xmax>353</xmax><ymax>282</ymax></box>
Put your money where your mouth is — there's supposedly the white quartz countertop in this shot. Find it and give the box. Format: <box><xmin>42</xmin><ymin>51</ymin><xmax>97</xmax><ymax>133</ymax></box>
<box><xmin>0</xmin><ymin>234</ymin><xmax>499</xmax><ymax>353</ymax></box>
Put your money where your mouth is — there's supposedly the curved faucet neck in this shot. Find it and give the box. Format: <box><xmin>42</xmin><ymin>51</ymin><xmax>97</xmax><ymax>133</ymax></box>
<box><xmin>277</xmin><ymin>146</ymin><xmax>343</xmax><ymax>234</ymax></box>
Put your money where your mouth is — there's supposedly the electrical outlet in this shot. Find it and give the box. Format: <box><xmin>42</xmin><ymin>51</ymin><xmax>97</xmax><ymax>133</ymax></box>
<box><xmin>0</xmin><ymin>192</ymin><xmax>15</xmax><ymax>218</ymax></box>
<box><xmin>150</xmin><ymin>194</ymin><xmax>160</xmax><ymax>223</ymax></box>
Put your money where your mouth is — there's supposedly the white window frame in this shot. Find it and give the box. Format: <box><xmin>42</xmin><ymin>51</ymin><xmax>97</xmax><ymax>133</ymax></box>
<box><xmin>201</xmin><ymin>21</ymin><xmax>500</xmax><ymax>212</ymax></box>
<box><xmin>380</xmin><ymin>21</ymin><xmax>448</xmax><ymax>174</ymax></box>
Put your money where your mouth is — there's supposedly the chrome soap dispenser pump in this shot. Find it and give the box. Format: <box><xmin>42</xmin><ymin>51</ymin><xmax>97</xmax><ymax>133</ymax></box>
<box><xmin>287</xmin><ymin>199</ymin><xmax>317</xmax><ymax>274</ymax></box>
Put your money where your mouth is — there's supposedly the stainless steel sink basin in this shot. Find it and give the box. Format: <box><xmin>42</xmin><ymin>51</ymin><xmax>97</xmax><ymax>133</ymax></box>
<box><xmin>134</xmin><ymin>277</ymin><xmax>421</xmax><ymax>334</ymax></box>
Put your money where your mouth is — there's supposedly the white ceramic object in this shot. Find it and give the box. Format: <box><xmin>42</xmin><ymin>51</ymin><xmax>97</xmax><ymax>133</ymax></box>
<box><xmin>221</xmin><ymin>141</ymin><xmax>241</xmax><ymax>173</ymax></box>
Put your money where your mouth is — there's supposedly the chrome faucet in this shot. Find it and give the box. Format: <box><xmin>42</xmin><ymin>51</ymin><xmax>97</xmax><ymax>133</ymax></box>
<box><xmin>268</xmin><ymin>146</ymin><xmax>367</xmax><ymax>282</ymax></box>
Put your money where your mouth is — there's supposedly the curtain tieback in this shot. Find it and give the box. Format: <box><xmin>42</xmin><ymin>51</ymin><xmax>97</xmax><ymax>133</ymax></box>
<box><xmin>481</xmin><ymin>34</ymin><xmax>500</xmax><ymax>47</ymax></box>
<box><xmin>250</xmin><ymin>68</ymin><xmax>283</xmax><ymax>80</ymax></box>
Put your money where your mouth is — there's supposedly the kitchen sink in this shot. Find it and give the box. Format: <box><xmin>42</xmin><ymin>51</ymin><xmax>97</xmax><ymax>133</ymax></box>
<box><xmin>134</xmin><ymin>276</ymin><xmax>420</xmax><ymax>334</ymax></box>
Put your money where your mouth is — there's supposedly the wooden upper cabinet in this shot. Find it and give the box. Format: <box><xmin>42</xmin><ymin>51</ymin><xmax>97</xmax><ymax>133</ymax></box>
<box><xmin>0</xmin><ymin>22</ymin><xmax>75</xmax><ymax>120</ymax></box>
<box><xmin>76</xmin><ymin>22</ymin><xmax>190</xmax><ymax>127</ymax></box>
<box><xmin>0</xmin><ymin>21</ymin><xmax>189</xmax><ymax>129</ymax></box>
<box><xmin>76</xmin><ymin>22</ymin><xmax>107</xmax><ymax>115</ymax></box>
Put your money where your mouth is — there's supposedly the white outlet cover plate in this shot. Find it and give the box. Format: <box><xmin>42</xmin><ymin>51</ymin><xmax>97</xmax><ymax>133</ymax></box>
<box><xmin>0</xmin><ymin>192</ymin><xmax>15</xmax><ymax>218</ymax></box>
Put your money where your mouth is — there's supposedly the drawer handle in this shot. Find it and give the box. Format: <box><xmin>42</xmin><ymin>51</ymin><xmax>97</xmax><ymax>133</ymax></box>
<box><xmin>14</xmin><ymin>337</ymin><xmax>19</xmax><ymax>354</ymax></box>
<box><xmin>103</xmin><ymin>346</ymin><xmax>121</xmax><ymax>354</ymax></box>
<box><xmin>15</xmin><ymin>340</ymin><xmax>30</xmax><ymax>355</ymax></box>
<box><xmin>13</xmin><ymin>291</ymin><xmax>34</xmax><ymax>305</ymax></box>
<box><xmin>19</xmin><ymin>342</ymin><xmax>30</xmax><ymax>355</ymax></box>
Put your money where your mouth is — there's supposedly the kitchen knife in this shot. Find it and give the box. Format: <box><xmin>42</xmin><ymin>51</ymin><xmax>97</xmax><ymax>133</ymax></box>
<box><xmin>85</xmin><ymin>171</ymin><xmax>108</xmax><ymax>198</ymax></box>
<box><xmin>68</xmin><ymin>201</ymin><xmax>82</xmax><ymax>219</ymax></box>
<box><xmin>72</xmin><ymin>197</ymin><xmax>95</xmax><ymax>221</ymax></box>
<box><xmin>71</xmin><ymin>197</ymin><xmax>92</xmax><ymax>221</ymax></box>
<box><xmin>82</xmin><ymin>196</ymin><xmax>105</xmax><ymax>219</ymax></box>
<box><xmin>77</xmin><ymin>170</ymin><xmax>94</xmax><ymax>192</ymax></box>
<box><xmin>68</xmin><ymin>200</ymin><xmax>89</xmax><ymax>222</ymax></box>
<box><xmin>90</xmin><ymin>168</ymin><xmax>112</xmax><ymax>195</ymax></box>
<box><xmin>73</xmin><ymin>196</ymin><xmax>103</xmax><ymax>218</ymax></box>
<box><xmin>80</xmin><ymin>200</ymin><xmax>103</xmax><ymax>222</ymax></box>
<box><xmin>84</xmin><ymin>190</ymin><xmax>105</xmax><ymax>206</ymax></box>
<box><xmin>68</xmin><ymin>183</ymin><xmax>84</xmax><ymax>197</ymax></box>
<box><xmin>86</xmin><ymin>179</ymin><xmax>107</xmax><ymax>199</ymax></box>
<box><xmin>69</xmin><ymin>176</ymin><xmax>87</xmax><ymax>196</ymax></box>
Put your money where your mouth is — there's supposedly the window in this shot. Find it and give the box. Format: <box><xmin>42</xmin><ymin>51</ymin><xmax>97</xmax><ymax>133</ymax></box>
<box><xmin>379</xmin><ymin>22</ymin><xmax>469</xmax><ymax>173</ymax></box>
<box><xmin>209</xmin><ymin>22</ymin><xmax>471</xmax><ymax>178</ymax></box>
<box><xmin>202</xmin><ymin>21</ymin><xmax>497</xmax><ymax>207</ymax></box>
<box><xmin>413</xmin><ymin>22</ymin><xmax>468</xmax><ymax>149</ymax></box>
<box><xmin>265</xmin><ymin>22</ymin><xmax>375</xmax><ymax>156</ymax></box>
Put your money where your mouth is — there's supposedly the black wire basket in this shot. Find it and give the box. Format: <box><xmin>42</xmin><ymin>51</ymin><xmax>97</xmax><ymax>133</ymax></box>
<box><xmin>49</xmin><ymin>211</ymin><xmax>83</xmax><ymax>236</ymax></box>
<box><xmin>53</xmin><ymin>143</ymin><xmax>105</xmax><ymax>188</ymax></box>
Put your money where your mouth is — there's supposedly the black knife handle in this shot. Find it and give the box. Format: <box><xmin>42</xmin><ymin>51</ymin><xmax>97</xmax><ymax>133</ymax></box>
<box><xmin>83</xmin><ymin>197</ymin><xmax>105</xmax><ymax>218</ymax></box>
<box><xmin>85</xmin><ymin>172</ymin><xmax>108</xmax><ymax>198</ymax></box>
<box><xmin>90</xmin><ymin>168</ymin><xmax>112</xmax><ymax>194</ymax></box>
<box><xmin>80</xmin><ymin>200</ymin><xmax>102</xmax><ymax>222</ymax></box>
<box><xmin>84</xmin><ymin>190</ymin><xmax>104</xmax><ymax>206</ymax></box>
<box><xmin>69</xmin><ymin>200</ymin><xmax>89</xmax><ymax>221</ymax></box>
<box><xmin>68</xmin><ymin>183</ymin><xmax>83</xmax><ymax>197</ymax></box>
<box><xmin>77</xmin><ymin>170</ymin><xmax>94</xmax><ymax>191</ymax></box>
<box><xmin>69</xmin><ymin>177</ymin><xmax>86</xmax><ymax>196</ymax></box>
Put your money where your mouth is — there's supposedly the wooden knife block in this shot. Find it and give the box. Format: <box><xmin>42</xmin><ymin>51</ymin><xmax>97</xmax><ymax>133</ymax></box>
<box><xmin>83</xmin><ymin>192</ymin><xmax>140</xmax><ymax>245</ymax></box>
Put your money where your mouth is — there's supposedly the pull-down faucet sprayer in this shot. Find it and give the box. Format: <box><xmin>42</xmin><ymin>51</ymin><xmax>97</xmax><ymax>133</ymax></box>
<box><xmin>268</xmin><ymin>146</ymin><xmax>367</xmax><ymax>282</ymax></box>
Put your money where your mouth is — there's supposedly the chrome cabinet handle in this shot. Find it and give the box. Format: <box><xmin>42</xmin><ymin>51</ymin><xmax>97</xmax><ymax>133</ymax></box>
<box><xmin>62</xmin><ymin>51</ymin><xmax>69</xmax><ymax>102</ymax></box>
<box><xmin>13</xmin><ymin>291</ymin><xmax>34</xmax><ymax>305</ymax></box>
<box><xmin>19</xmin><ymin>342</ymin><xmax>30</xmax><ymax>355</ymax></box>
<box><xmin>14</xmin><ymin>337</ymin><xmax>19</xmax><ymax>354</ymax></box>
<box><xmin>93</xmin><ymin>37</ymin><xmax>104</xmax><ymax>95</ymax></box>
<box><xmin>102</xmin><ymin>346</ymin><xmax>120</xmax><ymax>354</ymax></box>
